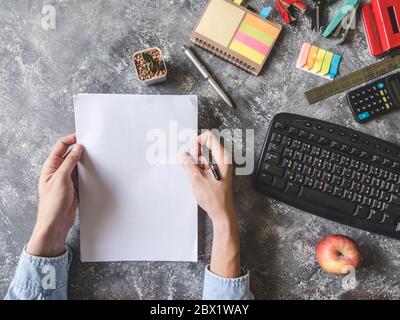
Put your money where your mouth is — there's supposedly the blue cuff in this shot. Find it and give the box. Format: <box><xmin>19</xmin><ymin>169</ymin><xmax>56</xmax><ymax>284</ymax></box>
<box><xmin>5</xmin><ymin>245</ymin><xmax>72</xmax><ymax>300</ymax></box>
<box><xmin>202</xmin><ymin>265</ymin><xmax>254</xmax><ymax>300</ymax></box>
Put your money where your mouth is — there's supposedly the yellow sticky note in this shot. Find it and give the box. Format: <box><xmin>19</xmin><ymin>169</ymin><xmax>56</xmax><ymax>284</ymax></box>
<box><xmin>320</xmin><ymin>51</ymin><xmax>334</xmax><ymax>75</ymax></box>
<box><xmin>312</xmin><ymin>49</ymin><xmax>326</xmax><ymax>73</ymax></box>
<box><xmin>230</xmin><ymin>39</ymin><xmax>265</xmax><ymax>64</ymax></box>
<box><xmin>234</xmin><ymin>0</ymin><xmax>245</xmax><ymax>5</ymax></box>
<box><xmin>195</xmin><ymin>0</ymin><xmax>245</xmax><ymax>47</ymax></box>
<box><xmin>305</xmin><ymin>46</ymin><xmax>319</xmax><ymax>69</ymax></box>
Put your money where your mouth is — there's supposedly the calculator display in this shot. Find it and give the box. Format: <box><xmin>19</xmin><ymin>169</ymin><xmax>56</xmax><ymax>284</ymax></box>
<box><xmin>388</xmin><ymin>76</ymin><xmax>400</xmax><ymax>104</ymax></box>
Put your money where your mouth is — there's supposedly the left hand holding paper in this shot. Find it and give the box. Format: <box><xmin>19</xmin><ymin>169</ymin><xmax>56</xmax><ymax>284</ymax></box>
<box><xmin>27</xmin><ymin>133</ymin><xmax>83</xmax><ymax>257</ymax></box>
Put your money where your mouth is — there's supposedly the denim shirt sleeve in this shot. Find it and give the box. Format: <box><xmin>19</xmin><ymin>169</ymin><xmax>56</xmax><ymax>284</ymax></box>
<box><xmin>202</xmin><ymin>265</ymin><xmax>254</xmax><ymax>300</ymax></box>
<box><xmin>5</xmin><ymin>245</ymin><xmax>72</xmax><ymax>300</ymax></box>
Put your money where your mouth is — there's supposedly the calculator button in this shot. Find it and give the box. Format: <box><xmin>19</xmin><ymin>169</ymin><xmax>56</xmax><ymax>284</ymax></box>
<box><xmin>383</xmin><ymin>97</ymin><xmax>387</xmax><ymax>102</ymax></box>
<box><xmin>358</xmin><ymin>112</ymin><xmax>370</xmax><ymax>121</ymax></box>
<box><xmin>380</xmin><ymin>90</ymin><xmax>385</xmax><ymax>96</ymax></box>
<box><xmin>377</xmin><ymin>82</ymin><xmax>384</xmax><ymax>89</ymax></box>
<box><xmin>386</xmin><ymin>103</ymin><xmax>391</xmax><ymax>109</ymax></box>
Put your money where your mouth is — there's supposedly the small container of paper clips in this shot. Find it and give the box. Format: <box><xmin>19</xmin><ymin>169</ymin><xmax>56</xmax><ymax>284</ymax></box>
<box><xmin>132</xmin><ymin>47</ymin><xmax>167</xmax><ymax>85</ymax></box>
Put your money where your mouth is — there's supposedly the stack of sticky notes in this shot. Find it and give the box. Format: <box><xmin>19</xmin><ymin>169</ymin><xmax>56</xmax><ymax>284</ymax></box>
<box><xmin>296</xmin><ymin>43</ymin><xmax>342</xmax><ymax>80</ymax></box>
<box><xmin>190</xmin><ymin>0</ymin><xmax>282</xmax><ymax>75</ymax></box>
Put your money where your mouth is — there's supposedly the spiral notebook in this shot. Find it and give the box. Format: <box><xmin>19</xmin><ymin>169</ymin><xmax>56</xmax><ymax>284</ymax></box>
<box><xmin>190</xmin><ymin>0</ymin><xmax>282</xmax><ymax>75</ymax></box>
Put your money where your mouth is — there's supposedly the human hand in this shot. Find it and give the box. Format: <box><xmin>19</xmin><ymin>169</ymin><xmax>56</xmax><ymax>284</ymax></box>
<box><xmin>27</xmin><ymin>134</ymin><xmax>83</xmax><ymax>257</ymax></box>
<box><xmin>181</xmin><ymin>131</ymin><xmax>240</xmax><ymax>278</ymax></box>
<box><xmin>180</xmin><ymin>131</ymin><xmax>236</xmax><ymax>226</ymax></box>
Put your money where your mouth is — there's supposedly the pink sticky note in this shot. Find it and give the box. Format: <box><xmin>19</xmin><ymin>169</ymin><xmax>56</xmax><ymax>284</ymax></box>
<box><xmin>296</xmin><ymin>43</ymin><xmax>311</xmax><ymax>68</ymax></box>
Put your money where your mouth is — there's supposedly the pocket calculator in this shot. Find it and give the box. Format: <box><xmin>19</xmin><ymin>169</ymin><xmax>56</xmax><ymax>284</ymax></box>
<box><xmin>347</xmin><ymin>72</ymin><xmax>400</xmax><ymax>123</ymax></box>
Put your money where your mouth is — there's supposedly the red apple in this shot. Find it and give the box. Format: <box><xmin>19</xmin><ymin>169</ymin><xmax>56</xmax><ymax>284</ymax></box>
<box><xmin>315</xmin><ymin>235</ymin><xmax>361</xmax><ymax>275</ymax></box>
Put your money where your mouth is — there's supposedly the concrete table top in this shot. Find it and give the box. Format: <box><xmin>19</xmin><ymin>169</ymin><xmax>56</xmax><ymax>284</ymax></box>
<box><xmin>1</xmin><ymin>0</ymin><xmax>400</xmax><ymax>299</ymax></box>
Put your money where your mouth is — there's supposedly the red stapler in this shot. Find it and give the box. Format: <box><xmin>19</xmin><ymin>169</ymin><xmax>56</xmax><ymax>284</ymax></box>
<box><xmin>362</xmin><ymin>0</ymin><xmax>400</xmax><ymax>57</ymax></box>
<box><xmin>276</xmin><ymin>0</ymin><xmax>307</xmax><ymax>24</ymax></box>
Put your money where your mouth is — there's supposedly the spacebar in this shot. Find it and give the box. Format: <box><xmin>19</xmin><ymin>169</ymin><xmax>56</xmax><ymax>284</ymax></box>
<box><xmin>299</xmin><ymin>187</ymin><xmax>356</xmax><ymax>215</ymax></box>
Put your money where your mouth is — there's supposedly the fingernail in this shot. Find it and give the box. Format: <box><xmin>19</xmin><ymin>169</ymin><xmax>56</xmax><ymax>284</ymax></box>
<box><xmin>73</xmin><ymin>144</ymin><xmax>82</xmax><ymax>152</ymax></box>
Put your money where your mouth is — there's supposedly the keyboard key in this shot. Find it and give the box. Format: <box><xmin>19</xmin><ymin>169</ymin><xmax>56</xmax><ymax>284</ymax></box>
<box><xmin>274</xmin><ymin>122</ymin><xmax>285</xmax><ymax>130</ymax></box>
<box><xmin>385</xmin><ymin>203</ymin><xmax>400</xmax><ymax>217</ymax></box>
<box><xmin>329</xmin><ymin>141</ymin><xmax>341</xmax><ymax>149</ymax></box>
<box><xmin>340</xmin><ymin>144</ymin><xmax>352</xmax><ymax>153</ymax></box>
<box><xmin>282</xmin><ymin>148</ymin><xmax>293</xmax><ymax>158</ymax></box>
<box><xmin>288</xmin><ymin>126</ymin><xmax>299</xmax><ymax>135</ymax></box>
<box><xmin>267</xmin><ymin>143</ymin><xmax>284</xmax><ymax>155</ymax></box>
<box><xmin>271</xmin><ymin>133</ymin><xmax>282</xmax><ymax>143</ymax></box>
<box><xmin>372</xmin><ymin>155</ymin><xmax>383</xmax><ymax>163</ymax></box>
<box><xmin>354</xmin><ymin>206</ymin><xmax>369</xmax><ymax>218</ymax></box>
<box><xmin>390</xmin><ymin>196</ymin><xmax>400</xmax><ymax>206</ymax></box>
<box><xmin>264</xmin><ymin>164</ymin><xmax>285</xmax><ymax>177</ymax></box>
<box><xmin>318</xmin><ymin>137</ymin><xmax>329</xmax><ymax>145</ymax></box>
<box><xmin>359</xmin><ymin>151</ymin><xmax>369</xmax><ymax>159</ymax></box>
<box><xmin>265</xmin><ymin>153</ymin><xmax>280</xmax><ymax>165</ymax></box>
<box><xmin>392</xmin><ymin>162</ymin><xmax>400</xmax><ymax>170</ymax></box>
<box><xmin>366</xmin><ymin>209</ymin><xmax>382</xmax><ymax>223</ymax></box>
<box><xmin>380</xmin><ymin>213</ymin><xmax>396</xmax><ymax>225</ymax></box>
<box><xmin>311</xmin><ymin>146</ymin><xmax>321</xmax><ymax>156</ymax></box>
<box><xmin>282</xmin><ymin>136</ymin><xmax>292</xmax><ymax>146</ymax></box>
<box><xmin>308</xmin><ymin>134</ymin><xmax>318</xmax><ymax>142</ymax></box>
<box><xmin>334</xmin><ymin>187</ymin><xmax>345</xmax><ymax>198</ymax></box>
<box><xmin>301</xmin><ymin>143</ymin><xmax>312</xmax><ymax>153</ymax></box>
<box><xmin>285</xmin><ymin>182</ymin><xmax>301</xmax><ymax>196</ymax></box>
<box><xmin>299</xmin><ymin>186</ymin><xmax>357</xmax><ymax>215</ymax></box>
<box><xmin>299</xmin><ymin>130</ymin><xmax>309</xmax><ymax>138</ymax></box>
<box><xmin>272</xmin><ymin>176</ymin><xmax>286</xmax><ymax>190</ymax></box>
<box><xmin>259</xmin><ymin>173</ymin><xmax>273</xmax><ymax>185</ymax></box>
<box><xmin>294</xmin><ymin>174</ymin><xmax>304</xmax><ymax>184</ymax></box>
<box><xmin>350</xmin><ymin>147</ymin><xmax>361</xmax><ymax>156</ymax></box>
<box><xmin>382</xmin><ymin>158</ymin><xmax>392</xmax><ymax>167</ymax></box>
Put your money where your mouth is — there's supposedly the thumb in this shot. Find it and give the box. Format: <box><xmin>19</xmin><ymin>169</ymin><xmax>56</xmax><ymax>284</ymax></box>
<box><xmin>180</xmin><ymin>151</ymin><xmax>204</xmax><ymax>182</ymax></box>
<box><xmin>58</xmin><ymin>144</ymin><xmax>83</xmax><ymax>177</ymax></box>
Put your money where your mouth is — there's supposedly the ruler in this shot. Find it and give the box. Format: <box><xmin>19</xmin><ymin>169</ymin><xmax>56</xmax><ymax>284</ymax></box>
<box><xmin>305</xmin><ymin>54</ymin><xmax>400</xmax><ymax>105</ymax></box>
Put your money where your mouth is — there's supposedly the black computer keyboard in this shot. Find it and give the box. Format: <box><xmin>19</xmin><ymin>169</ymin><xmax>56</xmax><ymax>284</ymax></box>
<box><xmin>254</xmin><ymin>113</ymin><xmax>400</xmax><ymax>239</ymax></box>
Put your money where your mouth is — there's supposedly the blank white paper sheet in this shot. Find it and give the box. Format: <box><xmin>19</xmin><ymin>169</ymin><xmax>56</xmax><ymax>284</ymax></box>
<box><xmin>73</xmin><ymin>94</ymin><xmax>198</xmax><ymax>262</ymax></box>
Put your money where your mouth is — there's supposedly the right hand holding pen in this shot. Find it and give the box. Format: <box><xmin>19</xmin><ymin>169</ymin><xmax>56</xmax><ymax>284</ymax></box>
<box><xmin>181</xmin><ymin>131</ymin><xmax>240</xmax><ymax>278</ymax></box>
<box><xmin>180</xmin><ymin>131</ymin><xmax>236</xmax><ymax>225</ymax></box>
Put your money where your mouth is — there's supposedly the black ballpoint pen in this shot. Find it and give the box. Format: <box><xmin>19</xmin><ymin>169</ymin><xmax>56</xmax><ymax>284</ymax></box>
<box><xmin>208</xmin><ymin>149</ymin><xmax>221</xmax><ymax>181</ymax></box>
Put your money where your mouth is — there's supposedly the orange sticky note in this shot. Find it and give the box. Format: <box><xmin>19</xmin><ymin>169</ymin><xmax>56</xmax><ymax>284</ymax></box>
<box><xmin>305</xmin><ymin>46</ymin><xmax>319</xmax><ymax>69</ymax></box>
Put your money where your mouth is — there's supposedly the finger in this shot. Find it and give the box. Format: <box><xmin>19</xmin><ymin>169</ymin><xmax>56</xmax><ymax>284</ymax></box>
<box><xmin>198</xmin><ymin>155</ymin><xmax>210</xmax><ymax>170</ymax></box>
<box><xmin>58</xmin><ymin>144</ymin><xmax>83</xmax><ymax>177</ymax></box>
<box><xmin>179</xmin><ymin>151</ymin><xmax>204</xmax><ymax>182</ymax></box>
<box><xmin>42</xmin><ymin>134</ymin><xmax>77</xmax><ymax>176</ymax></box>
<box><xmin>71</xmin><ymin>167</ymin><xmax>80</xmax><ymax>203</ymax></box>
<box><xmin>196</xmin><ymin>131</ymin><xmax>230</xmax><ymax>165</ymax></box>
<box><xmin>50</xmin><ymin>133</ymin><xmax>77</xmax><ymax>158</ymax></box>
